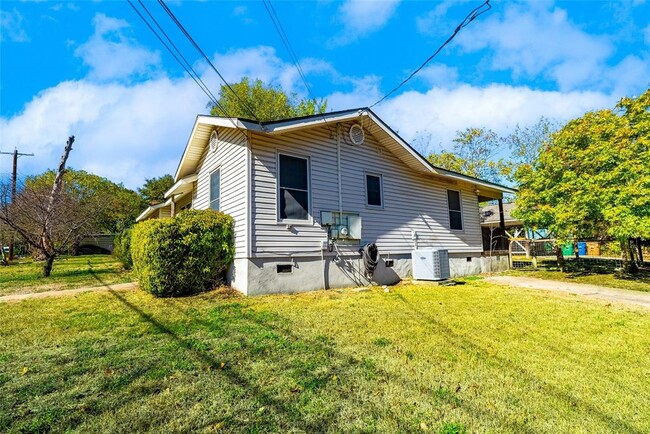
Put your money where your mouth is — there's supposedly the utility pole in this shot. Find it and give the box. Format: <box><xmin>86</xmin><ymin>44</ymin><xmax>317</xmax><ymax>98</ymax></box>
<box><xmin>0</xmin><ymin>149</ymin><xmax>34</xmax><ymax>260</ymax></box>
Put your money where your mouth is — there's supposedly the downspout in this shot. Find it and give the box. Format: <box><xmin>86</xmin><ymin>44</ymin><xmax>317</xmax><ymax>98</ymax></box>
<box><xmin>337</xmin><ymin>123</ymin><xmax>343</xmax><ymax>221</ymax></box>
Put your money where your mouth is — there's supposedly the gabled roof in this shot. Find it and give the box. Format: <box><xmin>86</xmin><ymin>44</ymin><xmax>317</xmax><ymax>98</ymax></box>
<box><xmin>173</xmin><ymin>108</ymin><xmax>517</xmax><ymax>198</ymax></box>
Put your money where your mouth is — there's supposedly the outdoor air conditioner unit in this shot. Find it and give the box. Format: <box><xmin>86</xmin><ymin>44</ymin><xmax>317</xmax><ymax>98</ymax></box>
<box><xmin>411</xmin><ymin>249</ymin><xmax>450</xmax><ymax>281</ymax></box>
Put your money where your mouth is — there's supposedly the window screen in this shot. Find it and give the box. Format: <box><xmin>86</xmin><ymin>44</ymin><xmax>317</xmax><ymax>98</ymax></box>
<box><xmin>447</xmin><ymin>190</ymin><xmax>463</xmax><ymax>230</ymax></box>
<box><xmin>279</xmin><ymin>154</ymin><xmax>309</xmax><ymax>220</ymax></box>
<box><xmin>210</xmin><ymin>170</ymin><xmax>220</xmax><ymax>211</ymax></box>
<box><xmin>366</xmin><ymin>174</ymin><xmax>382</xmax><ymax>207</ymax></box>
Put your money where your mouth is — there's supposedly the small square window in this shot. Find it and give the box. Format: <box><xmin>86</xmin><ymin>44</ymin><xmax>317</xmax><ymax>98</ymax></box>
<box><xmin>276</xmin><ymin>264</ymin><xmax>293</xmax><ymax>273</ymax></box>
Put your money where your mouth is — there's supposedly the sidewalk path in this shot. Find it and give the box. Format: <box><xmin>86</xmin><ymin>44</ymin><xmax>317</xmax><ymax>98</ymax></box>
<box><xmin>0</xmin><ymin>282</ymin><xmax>137</xmax><ymax>303</ymax></box>
<box><xmin>486</xmin><ymin>276</ymin><xmax>650</xmax><ymax>309</ymax></box>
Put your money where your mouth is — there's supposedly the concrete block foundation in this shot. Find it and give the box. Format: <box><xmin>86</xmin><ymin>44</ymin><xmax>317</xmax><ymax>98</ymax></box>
<box><xmin>229</xmin><ymin>252</ymin><xmax>509</xmax><ymax>295</ymax></box>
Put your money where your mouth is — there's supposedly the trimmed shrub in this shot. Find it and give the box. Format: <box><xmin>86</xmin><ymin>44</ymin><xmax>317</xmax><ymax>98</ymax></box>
<box><xmin>113</xmin><ymin>228</ymin><xmax>133</xmax><ymax>269</ymax></box>
<box><xmin>131</xmin><ymin>210</ymin><xmax>234</xmax><ymax>297</ymax></box>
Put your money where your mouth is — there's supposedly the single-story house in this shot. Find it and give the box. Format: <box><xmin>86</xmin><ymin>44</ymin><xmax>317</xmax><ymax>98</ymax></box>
<box><xmin>137</xmin><ymin>108</ymin><xmax>515</xmax><ymax>295</ymax></box>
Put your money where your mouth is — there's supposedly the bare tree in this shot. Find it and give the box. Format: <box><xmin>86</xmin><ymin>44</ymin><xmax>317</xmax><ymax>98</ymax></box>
<box><xmin>0</xmin><ymin>137</ymin><xmax>85</xmax><ymax>276</ymax></box>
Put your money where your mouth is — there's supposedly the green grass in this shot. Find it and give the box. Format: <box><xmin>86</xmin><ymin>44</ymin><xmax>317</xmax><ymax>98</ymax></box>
<box><xmin>505</xmin><ymin>269</ymin><xmax>650</xmax><ymax>292</ymax></box>
<box><xmin>0</xmin><ymin>255</ymin><xmax>132</xmax><ymax>297</ymax></box>
<box><xmin>2</xmin><ymin>281</ymin><xmax>649</xmax><ymax>433</ymax></box>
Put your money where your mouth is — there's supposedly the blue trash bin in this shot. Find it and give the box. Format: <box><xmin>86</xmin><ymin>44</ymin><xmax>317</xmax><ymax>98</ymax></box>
<box><xmin>577</xmin><ymin>242</ymin><xmax>587</xmax><ymax>256</ymax></box>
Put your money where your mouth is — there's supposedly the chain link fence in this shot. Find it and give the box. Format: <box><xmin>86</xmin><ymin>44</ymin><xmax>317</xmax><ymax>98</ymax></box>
<box><xmin>508</xmin><ymin>239</ymin><xmax>648</xmax><ymax>271</ymax></box>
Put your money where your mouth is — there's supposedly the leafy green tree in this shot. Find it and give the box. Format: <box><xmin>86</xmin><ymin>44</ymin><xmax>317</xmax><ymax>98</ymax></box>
<box><xmin>138</xmin><ymin>174</ymin><xmax>174</xmax><ymax>205</ymax></box>
<box><xmin>26</xmin><ymin>169</ymin><xmax>142</xmax><ymax>235</ymax></box>
<box><xmin>210</xmin><ymin>77</ymin><xmax>327</xmax><ymax>121</ymax></box>
<box><xmin>504</xmin><ymin>117</ymin><xmax>558</xmax><ymax>177</ymax></box>
<box><xmin>426</xmin><ymin>127</ymin><xmax>509</xmax><ymax>184</ymax></box>
<box><xmin>514</xmin><ymin>89</ymin><xmax>650</xmax><ymax>271</ymax></box>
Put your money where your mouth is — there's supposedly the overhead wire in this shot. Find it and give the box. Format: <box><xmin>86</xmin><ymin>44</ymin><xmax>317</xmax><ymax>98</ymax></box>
<box><xmin>126</xmin><ymin>0</ymin><xmax>251</xmax><ymax>143</ymax></box>
<box><xmin>157</xmin><ymin>0</ymin><xmax>263</xmax><ymax>125</ymax></box>
<box><xmin>261</xmin><ymin>0</ymin><xmax>334</xmax><ymax>137</ymax></box>
<box><xmin>369</xmin><ymin>0</ymin><xmax>491</xmax><ymax>108</ymax></box>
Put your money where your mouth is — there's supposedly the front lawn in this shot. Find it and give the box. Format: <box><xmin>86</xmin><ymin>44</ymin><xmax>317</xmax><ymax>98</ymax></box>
<box><xmin>505</xmin><ymin>268</ymin><xmax>650</xmax><ymax>292</ymax></box>
<box><xmin>0</xmin><ymin>255</ymin><xmax>132</xmax><ymax>297</ymax></box>
<box><xmin>1</xmin><ymin>281</ymin><xmax>649</xmax><ymax>433</ymax></box>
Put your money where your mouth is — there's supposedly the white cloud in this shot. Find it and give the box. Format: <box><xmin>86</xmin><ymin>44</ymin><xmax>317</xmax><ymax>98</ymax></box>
<box><xmin>417</xmin><ymin>64</ymin><xmax>458</xmax><ymax>87</ymax></box>
<box><xmin>0</xmin><ymin>78</ymin><xmax>206</xmax><ymax>189</ymax></box>
<box><xmin>326</xmin><ymin>75</ymin><xmax>382</xmax><ymax>109</ymax></box>
<box><xmin>330</xmin><ymin>0</ymin><xmax>400</xmax><ymax>46</ymax></box>
<box><xmin>201</xmin><ymin>46</ymin><xmax>336</xmax><ymax>98</ymax></box>
<box><xmin>0</xmin><ymin>45</ymin><xmax>338</xmax><ymax>189</ymax></box>
<box><xmin>370</xmin><ymin>84</ymin><xmax>614</xmax><ymax>153</ymax></box>
<box><xmin>0</xmin><ymin>8</ymin><xmax>29</xmax><ymax>42</ymax></box>
<box><xmin>416</xmin><ymin>0</ymin><xmax>459</xmax><ymax>37</ymax></box>
<box><xmin>74</xmin><ymin>13</ymin><xmax>161</xmax><ymax>81</ymax></box>
<box><xmin>456</xmin><ymin>4</ymin><xmax>613</xmax><ymax>91</ymax></box>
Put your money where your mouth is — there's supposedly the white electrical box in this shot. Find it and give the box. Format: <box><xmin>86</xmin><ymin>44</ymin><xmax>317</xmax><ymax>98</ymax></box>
<box><xmin>320</xmin><ymin>211</ymin><xmax>362</xmax><ymax>241</ymax></box>
<box><xmin>411</xmin><ymin>249</ymin><xmax>450</xmax><ymax>280</ymax></box>
<box><xmin>348</xmin><ymin>215</ymin><xmax>362</xmax><ymax>239</ymax></box>
<box><xmin>321</xmin><ymin>211</ymin><xmax>335</xmax><ymax>226</ymax></box>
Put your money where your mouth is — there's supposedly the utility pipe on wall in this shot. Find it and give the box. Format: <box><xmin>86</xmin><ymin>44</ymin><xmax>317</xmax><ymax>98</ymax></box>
<box><xmin>337</xmin><ymin>123</ymin><xmax>343</xmax><ymax>224</ymax></box>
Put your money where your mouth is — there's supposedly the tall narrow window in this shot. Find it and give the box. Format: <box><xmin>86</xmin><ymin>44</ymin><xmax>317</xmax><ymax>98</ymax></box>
<box><xmin>210</xmin><ymin>169</ymin><xmax>220</xmax><ymax>211</ymax></box>
<box><xmin>278</xmin><ymin>154</ymin><xmax>309</xmax><ymax>221</ymax></box>
<box><xmin>366</xmin><ymin>174</ymin><xmax>383</xmax><ymax>207</ymax></box>
<box><xmin>447</xmin><ymin>190</ymin><xmax>463</xmax><ymax>230</ymax></box>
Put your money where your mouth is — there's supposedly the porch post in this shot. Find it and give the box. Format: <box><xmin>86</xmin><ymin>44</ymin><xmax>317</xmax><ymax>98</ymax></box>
<box><xmin>498</xmin><ymin>199</ymin><xmax>506</xmax><ymax>250</ymax></box>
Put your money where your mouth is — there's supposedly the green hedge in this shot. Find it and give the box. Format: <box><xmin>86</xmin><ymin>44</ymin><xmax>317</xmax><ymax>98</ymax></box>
<box><xmin>113</xmin><ymin>228</ymin><xmax>133</xmax><ymax>269</ymax></box>
<box><xmin>131</xmin><ymin>210</ymin><xmax>234</xmax><ymax>297</ymax></box>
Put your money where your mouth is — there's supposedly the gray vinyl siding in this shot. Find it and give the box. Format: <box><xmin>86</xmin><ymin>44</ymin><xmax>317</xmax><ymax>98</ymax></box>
<box><xmin>193</xmin><ymin>128</ymin><xmax>248</xmax><ymax>258</ymax></box>
<box><xmin>250</xmin><ymin>123</ymin><xmax>483</xmax><ymax>257</ymax></box>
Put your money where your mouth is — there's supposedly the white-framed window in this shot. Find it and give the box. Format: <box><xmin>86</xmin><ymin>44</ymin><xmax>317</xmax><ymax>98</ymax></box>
<box><xmin>277</xmin><ymin>153</ymin><xmax>310</xmax><ymax>221</ymax></box>
<box><xmin>447</xmin><ymin>189</ymin><xmax>463</xmax><ymax>231</ymax></box>
<box><xmin>210</xmin><ymin>169</ymin><xmax>220</xmax><ymax>211</ymax></box>
<box><xmin>365</xmin><ymin>173</ymin><xmax>383</xmax><ymax>208</ymax></box>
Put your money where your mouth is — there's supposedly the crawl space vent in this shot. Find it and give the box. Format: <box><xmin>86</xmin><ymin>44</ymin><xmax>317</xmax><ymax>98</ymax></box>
<box><xmin>349</xmin><ymin>123</ymin><xmax>365</xmax><ymax>145</ymax></box>
<box><xmin>209</xmin><ymin>130</ymin><xmax>219</xmax><ymax>153</ymax></box>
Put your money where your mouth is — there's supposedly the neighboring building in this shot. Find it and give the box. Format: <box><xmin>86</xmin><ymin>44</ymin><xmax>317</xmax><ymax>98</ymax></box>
<box><xmin>137</xmin><ymin>108</ymin><xmax>515</xmax><ymax>295</ymax></box>
<box><xmin>480</xmin><ymin>202</ymin><xmax>550</xmax><ymax>251</ymax></box>
<box><xmin>480</xmin><ymin>202</ymin><xmax>519</xmax><ymax>251</ymax></box>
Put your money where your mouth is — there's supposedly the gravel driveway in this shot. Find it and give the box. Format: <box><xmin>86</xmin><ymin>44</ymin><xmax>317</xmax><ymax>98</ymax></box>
<box><xmin>486</xmin><ymin>275</ymin><xmax>650</xmax><ymax>309</ymax></box>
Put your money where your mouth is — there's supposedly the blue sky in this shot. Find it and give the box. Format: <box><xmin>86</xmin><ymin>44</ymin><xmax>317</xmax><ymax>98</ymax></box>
<box><xmin>1</xmin><ymin>0</ymin><xmax>649</xmax><ymax>189</ymax></box>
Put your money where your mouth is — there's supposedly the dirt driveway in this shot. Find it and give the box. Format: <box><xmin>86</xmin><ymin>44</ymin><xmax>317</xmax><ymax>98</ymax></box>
<box><xmin>0</xmin><ymin>282</ymin><xmax>137</xmax><ymax>303</ymax></box>
<box><xmin>486</xmin><ymin>275</ymin><xmax>650</xmax><ymax>309</ymax></box>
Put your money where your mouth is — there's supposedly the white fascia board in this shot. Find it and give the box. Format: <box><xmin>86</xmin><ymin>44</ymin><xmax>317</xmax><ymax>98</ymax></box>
<box><xmin>136</xmin><ymin>198</ymin><xmax>172</xmax><ymax>222</ymax></box>
<box><xmin>174</xmin><ymin>116</ymin><xmax>259</xmax><ymax>182</ymax></box>
<box><xmin>364</xmin><ymin>110</ymin><xmax>517</xmax><ymax>195</ymax></box>
<box><xmin>164</xmin><ymin>174</ymin><xmax>198</xmax><ymax>199</ymax></box>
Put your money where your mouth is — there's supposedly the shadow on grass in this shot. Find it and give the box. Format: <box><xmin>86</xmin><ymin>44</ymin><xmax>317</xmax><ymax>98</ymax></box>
<box><xmin>83</xmin><ymin>269</ymin><xmax>534</xmax><ymax>432</ymax></box>
<box><xmin>82</xmin><ymin>269</ymin><xmax>642</xmax><ymax>432</ymax></box>
<box><xmin>392</xmin><ymin>292</ymin><xmax>643</xmax><ymax>434</ymax></box>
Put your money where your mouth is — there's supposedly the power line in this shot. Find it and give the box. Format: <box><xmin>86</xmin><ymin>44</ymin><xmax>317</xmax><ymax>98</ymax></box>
<box><xmin>126</xmin><ymin>0</ymin><xmax>251</xmax><ymax>143</ymax></box>
<box><xmin>370</xmin><ymin>0</ymin><xmax>491</xmax><ymax>108</ymax></box>
<box><xmin>127</xmin><ymin>0</ymin><xmax>216</xmax><ymax>104</ymax></box>
<box><xmin>261</xmin><ymin>0</ymin><xmax>334</xmax><ymax>137</ymax></box>
<box><xmin>157</xmin><ymin>0</ymin><xmax>262</xmax><ymax>124</ymax></box>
